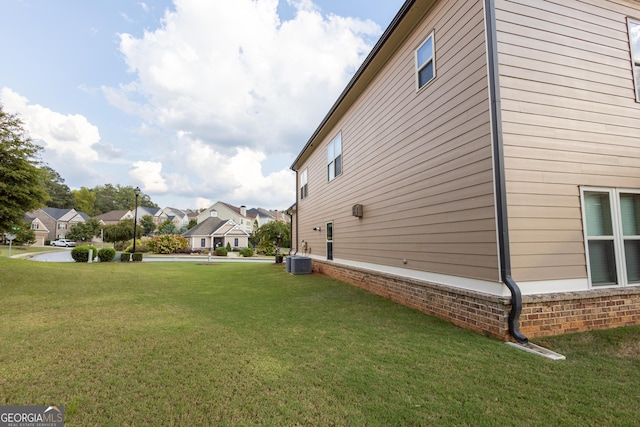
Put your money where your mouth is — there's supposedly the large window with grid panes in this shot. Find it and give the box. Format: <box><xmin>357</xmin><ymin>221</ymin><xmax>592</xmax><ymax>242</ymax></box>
<box><xmin>581</xmin><ymin>188</ymin><xmax>640</xmax><ymax>287</ymax></box>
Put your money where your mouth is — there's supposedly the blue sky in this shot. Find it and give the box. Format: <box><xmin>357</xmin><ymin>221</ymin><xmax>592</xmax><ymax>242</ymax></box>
<box><xmin>1</xmin><ymin>0</ymin><xmax>405</xmax><ymax>210</ymax></box>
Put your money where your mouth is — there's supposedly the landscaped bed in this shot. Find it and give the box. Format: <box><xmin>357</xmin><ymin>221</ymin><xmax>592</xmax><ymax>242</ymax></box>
<box><xmin>0</xmin><ymin>257</ymin><xmax>638</xmax><ymax>426</ymax></box>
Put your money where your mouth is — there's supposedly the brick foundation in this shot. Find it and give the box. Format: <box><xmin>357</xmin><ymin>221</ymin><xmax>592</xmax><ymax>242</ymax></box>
<box><xmin>521</xmin><ymin>288</ymin><xmax>640</xmax><ymax>337</ymax></box>
<box><xmin>310</xmin><ymin>259</ymin><xmax>640</xmax><ymax>340</ymax></box>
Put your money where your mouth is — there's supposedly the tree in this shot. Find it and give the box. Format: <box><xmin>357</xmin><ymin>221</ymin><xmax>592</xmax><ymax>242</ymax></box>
<box><xmin>93</xmin><ymin>184</ymin><xmax>158</xmax><ymax>215</ymax></box>
<box><xmin>186</xmin><ymin>219</ymin><xmax>197</xmax><ymax>230</ymax></box>
<box><xmin>254</xmin><ymin>221</ymin><xmax>291</xmax><ymax>254</ymax></box>
<box><xmin>42</xmin><ymin>166</ymin><xmax>75</xmax><ymax>209</ymax></box>
<box><xmin>11</xmin><ymin>221</ymin><xmax>36</xmax><ymax>245</ymax></box>
<box><xmin>102</xmin><ymin>218</ymin><xmax>140</xmax><ymax>249</ymax></box>
<box><xmin>157</xmin><ymin>219</ymin><xmax>178</xmax><ymax>235</ymax></box>
<box><xmin>0</xmin><ymin>104</ymin><xmax>49</xmax><ymax>231</ymax></box>
<box><xmin>66</xmin><ymin>218</ymin><xmax>101</xmax><ymax>242</ymax></box>
<box><xmin>140</xmin><ymin>215</ymin><xmax>156</xmax><ymax>235</ymax></box>
<box><xmin>72</xmin><ymin>187</ymin><xmax>96</xmax><ymax>216</ymax></box>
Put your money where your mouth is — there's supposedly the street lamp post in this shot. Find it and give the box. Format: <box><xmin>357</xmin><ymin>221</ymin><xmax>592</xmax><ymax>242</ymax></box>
<box><xmin>133</xmin><ymin>186</ymin><xmax>141</xmax><ymax>253</ymax></box>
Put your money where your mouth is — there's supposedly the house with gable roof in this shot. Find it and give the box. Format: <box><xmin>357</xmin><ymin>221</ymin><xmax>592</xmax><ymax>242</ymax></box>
<box><xmin>27</xmin><ymin>208</ymin><xmax>89</xmax><ymax>242</ymax></box>
<box><xmin>290</xmin><ymin>0</ymin><xmax>640</xmax><ymax>340</ymax></box>
<box><xmin>162</xmin><ymin>207</ymin><xmax>191</xmax><ymax>229</ymax></box>
<box><xmin>196</xmin><ymin>202</ymin><xmax>255</xmax><ymax>235</ymax></box>
<box><xmin>95</xmin><ymin>210</ymin><xmax>133</xmax><ymax>226</ymax></box>
<box><xmin>132</xmin><ymin>206</ymin><xmax>169</xmax><ymax>226</ymax></box>
<box><xmin>24</xmin><ymin>214</ymin><xmax>50</xmax><ymax>246</ymax></box>
<box><xmin>182</xmin><ymin>216</ymin><xmax>250</xmax><ymax>251</ymax></box>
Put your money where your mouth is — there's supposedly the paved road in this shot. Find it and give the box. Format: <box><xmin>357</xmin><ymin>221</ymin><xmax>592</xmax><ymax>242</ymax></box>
<box><xmin>25</xmin><ymin>250</ymin><xmax>274</xmax><ymax>263</ymax></box>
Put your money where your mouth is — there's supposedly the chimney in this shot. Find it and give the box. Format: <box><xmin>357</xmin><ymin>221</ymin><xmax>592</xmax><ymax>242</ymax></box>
<box><xmin>240</xmin><ymin>205</ymin><xmax>246</xmax><ymax>216</ymax></box>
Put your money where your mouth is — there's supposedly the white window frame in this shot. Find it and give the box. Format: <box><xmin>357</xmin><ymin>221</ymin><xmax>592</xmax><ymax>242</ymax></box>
<box><xmin>327</xmin><ymin>133</ymin><xmax>342</xmax><ymax>182</ymax></box>
<box><xmin>300</xmin><ymin>168</ymin><xmax>308</xmax><ymax>199</ymax></box>
<box><xmin>581</xmin><ymin>187</ymin><xmax>640</xmax><ymax>288</ymax></box>
<box><xmin>415</xmin><ymin>31</ymin><xmax>436</xmax><ymax>90</ymax></box>
<box><xmin>628</xmin><ymin>18</ymin><xmax>640</xmax><ymax>102</ymax></box>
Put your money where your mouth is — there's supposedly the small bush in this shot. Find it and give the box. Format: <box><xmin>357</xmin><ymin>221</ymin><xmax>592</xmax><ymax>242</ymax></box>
<box><xmin>120</xmin><ymin>252</ymin><xmax>131</xmax><ymax>262</ymax></box>
<box><xmin>124</xmin><ymin>239</ymin><xmax>149</xmax><ymax>253</ymax></box>
<box><xmin>239</xmin><ymin>247</ymin><xmax>254</xmax><ymax>257</ymax></box>
<box><xmin>226</xmin><ymin>242</ymin><xmax>232</xmax><ymax>251</ymax></box>
<box><xmin>71</xmin><ymin>245</ymin><xmax>98</xmax><ymax>263</ymax></box>
<box><xmin>132</xmin><ymin>252</ymin><xmax>143</xmax><ymax>262</ymax></box>
<box><xmin>215</xmin><ymin>247</ymin><xmax>228</xmax><ymax>256</ymax></box>
<box><xmin>97</xmin><ymin>248</ymin><xmax>116</xmax><ymax>262</ymax></box>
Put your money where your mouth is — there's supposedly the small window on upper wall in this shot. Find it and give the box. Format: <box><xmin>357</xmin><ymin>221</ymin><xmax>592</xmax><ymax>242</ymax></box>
<box><xmin>416</xmin><ymin>32</ymin><xmax>435</xmax><ymax>90</ymax></box>
<box><xmin>300</xmin><ymin>168</ymin><xmax>308</xmax><ymax>199</ymax></box>
<box><xmin>628</xmin><ymin>19</ymin><xmax>640</xmax><ymax>101</ymax></box>
<box><xmin>327</xmin><ymin>133</ymin><xmax>342</xmax><ymax>182</ymax></box>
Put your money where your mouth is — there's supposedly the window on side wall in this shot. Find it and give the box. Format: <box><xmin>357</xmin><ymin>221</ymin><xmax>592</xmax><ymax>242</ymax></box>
<box><xmin>327</xmin><ymin>133</ymin><xmax>342</xmax><ymax>182</ymax></box>
<box><xmin>200</xmin><ymin>238</ymin><xmax>206</xmax><ymax>248</ymax></box>
<box><xmin>300</xmin><ymin>169</ymin><xmax>308</xmax><ymax>199</ymax></box>
<box><xmin>416</xmin><ymin>31</ymin><xmax>435</xmax><ymax>90</ymax></box>
<box><xmin>582</xmin><ymin>188</ymin><xmax>640</xmax><ymax>287</ymax></box>
<box><xmin>628</xmin><ymin>19</ymin><xmax>640</xmax><ymax>101</ymax></box>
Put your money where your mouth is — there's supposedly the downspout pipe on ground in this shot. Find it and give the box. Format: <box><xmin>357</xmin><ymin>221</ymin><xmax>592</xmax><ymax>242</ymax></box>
<box><xmin>485</xmin><ymin>0</ymin><xmax>528</xmax><ymax>344</ymax></box>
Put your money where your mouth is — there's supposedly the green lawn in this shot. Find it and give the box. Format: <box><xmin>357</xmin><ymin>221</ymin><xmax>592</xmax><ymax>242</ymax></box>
<box><xmin>0</xmin><ymin>257</ymin><xmax>638</xmax><ymax>426</ymax></box>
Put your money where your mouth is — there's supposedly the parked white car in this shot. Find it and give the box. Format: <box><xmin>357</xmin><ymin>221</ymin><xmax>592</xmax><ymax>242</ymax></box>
<box><xmin>50</xmin><ymin>238</ymin><xmax>76</xmax><ymax>247</ymax></box>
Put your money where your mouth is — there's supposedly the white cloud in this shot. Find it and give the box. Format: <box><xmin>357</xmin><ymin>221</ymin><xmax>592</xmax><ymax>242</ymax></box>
<box><xmin>111</xmin><ymin>0</ymin><xmax>380</xmax><ymax>155</ymax></box>
<box><xmin>134</xmin><ymin>132</ymin><xmax>295</xmax><ymax>209</ymax></box>
<box><xmin>1</xmin><ymin>87</ymin><xmax>100</xmax><ymax>163</ymax></box>
<box><xmin>194</xmin><ymin>197</ymin><xmax>211</xmax><ymax>210</ymax></box>
<box><xmin>129</xmin><ymin>161</ymin><xmax>169</xmax><ymax>193</ymax></box>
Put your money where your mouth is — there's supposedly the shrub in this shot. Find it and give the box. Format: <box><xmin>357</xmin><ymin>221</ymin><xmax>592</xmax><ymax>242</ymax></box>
<box><xmin>71</xmin><ymin>245</ymin><xmax>98</xmax><ymax>263</ymax></box>
<box><xmin>215</xmin><ymin>247</ymin><xmax>228</xmax><ymax>256</ymax></box>
<box><xmin>239</xmin><ymin>247</ymin><xmax>254</xmax><ymax>257</ymax></box>
<box><xmin>147</xmin><ymin>234</ymin><xmax>189</xmax><ymax>254</ymax></box>
<box><xmin>256</xmin><ymin>241</ymin><xmax>276</xmax><ymax>255</ymax></box>
<box><xmin>132</xmin><ymin>252</ymin><xmax>143</xmax><ymax>262</ymax></box>
<box><xmin>120</xmin><ymin>252</ymin><xmax>131</xmax><ymax>262</ymax></box>
<box><xmin>124</xmin><ymin>239</ymin><xmax>149</xmax><ymax>253</ymax></box>
<box><xmin>226</xmin><ymin>242</ymin><xmax>232</xmax><ymax>251</ymax></box>
<box><xmin>97</xmin><ymin>248</ymin><xmax>116</xmax><ymax>262</ymax></box>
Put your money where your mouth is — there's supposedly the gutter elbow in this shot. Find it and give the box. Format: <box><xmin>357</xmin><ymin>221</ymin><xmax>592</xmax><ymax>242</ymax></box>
<box><xmin>503</xmin><ymin>275</ymin><xmax>529</xmax><ymax>344</ymax></box>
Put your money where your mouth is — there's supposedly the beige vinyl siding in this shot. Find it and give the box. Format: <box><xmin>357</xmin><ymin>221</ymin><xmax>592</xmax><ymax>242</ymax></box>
<box><xmin>296</xmin><ymin>0</ymin><xmax>499</xmax><ymax>281</ymax></box>
<box><xmin>496</xmin><ymin>0</ymin><xmax>640</xmax><ymax>282</ymax></box>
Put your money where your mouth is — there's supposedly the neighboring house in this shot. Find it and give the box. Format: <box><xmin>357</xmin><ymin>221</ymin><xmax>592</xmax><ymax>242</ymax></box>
<box><xmin>290</xmin><ymin>0</ymin><xmax>640</xmax><ymax>341</ymax></box>
<box><xmin>24</xmin><ymin>214</ymin><xmax>50</xmax><ymax>246</ymax></box>
<box><xmin>162</xmin><ymin>207</ymin><xmax>190</xmax><ymax>229</ymax></box>
<box><xmin>247</xmin><ymin>208</ymin><xmax>290</xmax><ymax>228</ymax></box>
<box><xmin>27</xmin><ymin>208</ymin><xmax>88</xmax><ymax>241</ymax></box>
<box><xmin>182</xmin><ymin>217</ymin><xmax>250</xmax><ymax>251</ymax></box>
<box><xmin>95</xmin><ymin>210</ymin><xmax>133</xmax><ymax>225</ymax></box>
<box><xmin>196</xmin><ymin>202</ymin><xmax>255</xmax><ymax>235</ymax></box>
<box><xmin>132</xmin><ymin>207</ymin><xmax>169</xmax><ymax>225</ymax></box>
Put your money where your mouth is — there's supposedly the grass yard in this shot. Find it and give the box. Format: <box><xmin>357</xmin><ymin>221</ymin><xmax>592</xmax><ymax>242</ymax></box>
<box><xmin>0</xmin><ymin>257</ymin><xmax>639</xmax><ymax>426</ymax></box>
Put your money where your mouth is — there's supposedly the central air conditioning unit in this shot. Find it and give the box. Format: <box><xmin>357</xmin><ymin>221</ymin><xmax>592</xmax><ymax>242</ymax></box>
<box><xmin>290</xmin><ymin>256</ymin><xmax>312</xmax><ymax>275</ymax></box>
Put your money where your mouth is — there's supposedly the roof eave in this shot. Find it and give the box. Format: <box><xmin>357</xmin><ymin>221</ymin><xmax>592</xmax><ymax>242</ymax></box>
<box><xmin>290</xmin><ymin>0</ymin><xmax>419</xmax><ymax>171</ymax></box>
